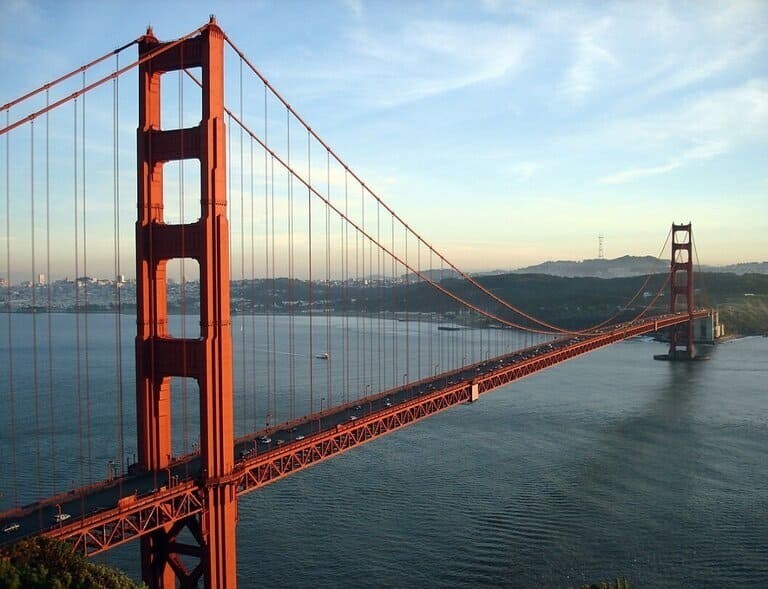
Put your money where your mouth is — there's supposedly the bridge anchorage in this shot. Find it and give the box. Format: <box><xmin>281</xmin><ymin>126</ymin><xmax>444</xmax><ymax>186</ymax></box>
<box><xmin>0</xmin><ymin>15</ymin><xmax>716</xmax><ymax>589</ymax></box>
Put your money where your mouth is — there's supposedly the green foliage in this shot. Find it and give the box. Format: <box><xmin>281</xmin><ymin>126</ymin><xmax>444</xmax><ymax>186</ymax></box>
<box><xmin>0</xmin><ymin>537</ymin><xmax>143</xmax><ymax>589</ymax></box>
<box><xmin>718</xmin><ymin>296</ymin><xmax>768</xmax><ymax>336</ymax></box>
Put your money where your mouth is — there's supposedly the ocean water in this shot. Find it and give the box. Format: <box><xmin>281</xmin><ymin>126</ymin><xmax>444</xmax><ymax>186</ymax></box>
<box><xmin>229</xmin><ymin>335</ymin><xmax>768</xmax><ymax>588</ymax></box>
<box><xmin>2</xmin><ymin>314</ymin><xmax>766</xmax><ymax>586</ymax></box>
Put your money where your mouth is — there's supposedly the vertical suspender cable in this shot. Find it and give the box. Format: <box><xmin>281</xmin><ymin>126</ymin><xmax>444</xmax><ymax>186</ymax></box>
<box><xmin>417</xmin><ymin>239</ymin><xmax>422</xmax><ymax>380</ymax></box>
<box><xmin>428</xmin><ymin>247</ymin><xmax>433</xmax><ymax>378</ymax></box>
<box><xmin>45</xmin><ymin>90</ymin><xmax>56</xmax><ymax>493</ymax></box>
<box><xmin>287</xmin><ymin>111</ymin><xmax>294</xmax><ymax>422</ymax></box>
<box><xmin>352</xmin><ymin>195</ymin><xmax>360</xmax><ymax>399</ymax></box>
<box><xmin>4</xmin><ymin>110</ymin><xmax>18</xmax><ymax>507</ymax></box>
<box><xmin>237</xmin><ymin>59</ymin><xmax>248</xmax><ymax>434</ymax></box>
<box><xmin>262</xmin><ymin>84</ymin><xmax>271</xmax><ymax>433</ymax></box>
<box><xmin>325</xmin><ymin>150</ymin><xmax>331</xmax><ymax>407</ymax></box>
<box><xmin>81</xmin><ymin>74</ymin><xmax>93</xmax><ymax>485</ymax></box>
<box><xmin>377</xmin><ymin>200</ymin><xmax>382</xmax><ymax>393</ymax></box>
<box><xmin>343</xmin><ymin>170</ymin><xmax>349</xmax><ymax>405</ymax></box>
<box><xmin>73</xmin><ymin>98</ymin><xmax>84</xmax><ymax>492</ymax></box>
<box><xmin>307</xmin><ymin>129</ymin><xmax>313</xmax><ymax>413</ymax></box>
<box><xmin>239</xmin><ymin>58</ymin><xmax>247</xmax><ymax>436</ymax></box>
<box><xmin>113</xmin><ymin>56</ymin><xmax>125</xmax><ymax>487</ymax></box>
<box><xmin>391</xmin><ymin>213</ymin><xmax>396</xmax><ymax>388</ymax></box>
<box><xmin>404</xmin><ymin>223</ymin><xmax>409</xmax><ymax>390</ymax></box>
<box><xmin>270</xmin><ymin>154</ymin><xmax>276</xmax><ymax>426</ymax></box>
<box><xmin>249</xmin><ymin>135</ymin><xmax>257</xmax><ymax>435</ymax></box>
<box><xmin>31</xmin><ymin>120</ymin><xmax>42</xmax><ymax>502</ymax></box>
<box><xmin>368</xmin><ymin>201</ymin><xmax>374</xmax><ymax>395</ymax></box>
<box><xmin>360</xmin><ymin>185</ymin><xmax>366</xmax><ymax>399</ymax></box>
<box><xmin>340</xmin><ymin>213</ymin><xmax>346</xmax><ymax>405</ymax></box>
<box><xmin>439</xmin><ymin>258</ymin><xmax>444</xmax><ymax>375</ymax></box>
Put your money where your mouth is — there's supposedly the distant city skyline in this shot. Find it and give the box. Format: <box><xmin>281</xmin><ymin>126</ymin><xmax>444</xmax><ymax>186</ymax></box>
<box><xmin>1</xmin><ymin>1</ymin><xmax>766</xmax><ymax>280</ymax></box>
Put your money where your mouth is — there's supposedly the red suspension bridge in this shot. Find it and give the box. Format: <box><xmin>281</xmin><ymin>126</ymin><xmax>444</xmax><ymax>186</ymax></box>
<box><xmin>0</xmin><ymin>19</ymin><xmax>712</xmax><ymax>588</ymax></box>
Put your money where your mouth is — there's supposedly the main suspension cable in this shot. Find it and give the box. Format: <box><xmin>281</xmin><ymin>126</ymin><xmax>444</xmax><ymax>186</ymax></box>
<box><xmin>0</xmin><ymin>24</ymin><xmax>208</xmax><ymax>137</ymax></box>
<box><xmin>1</xmin><ymin>39</ymin><xmax>138</xmax><ymax>113</ymax></box>
<box><xmin>221</xmin><ymin>34</ymin><xmax>670</xmax><ymax>336</ymax></box>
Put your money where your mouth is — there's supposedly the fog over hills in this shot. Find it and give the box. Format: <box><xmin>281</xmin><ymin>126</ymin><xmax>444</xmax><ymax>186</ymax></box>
<box><xmin>472</xmin><ymin>257</ymin><xmax>768</xmax><ymax>279</ymax></box>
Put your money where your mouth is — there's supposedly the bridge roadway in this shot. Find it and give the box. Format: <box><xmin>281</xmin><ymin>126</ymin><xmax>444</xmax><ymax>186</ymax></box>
<box><xmin>0</xmin><ymin>310</ymin><xmax>709</xmax><ymax>555</ymax></box>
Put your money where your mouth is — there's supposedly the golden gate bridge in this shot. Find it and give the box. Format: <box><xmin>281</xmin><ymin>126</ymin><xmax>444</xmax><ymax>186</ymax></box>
<box><xmin>1</xmin><ymin>18</ymin><xmax>710</xmax><ymax>588</ymax></box>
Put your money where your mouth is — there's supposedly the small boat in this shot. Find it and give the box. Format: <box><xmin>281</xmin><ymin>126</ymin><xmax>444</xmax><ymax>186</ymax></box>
<box><xmin>314</xmin><ymin>352</ymin><xmax>329</xmax><ymax>360</ymax></box>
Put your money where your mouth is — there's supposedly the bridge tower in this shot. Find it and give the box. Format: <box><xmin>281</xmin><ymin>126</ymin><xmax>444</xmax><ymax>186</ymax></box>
<box><xmin>136</xmin><ymin>18</ymin><xmax>237</xmax><ymax>588</ymax></box>
<box><xmin>667</xmin><ymin>223</ymin><xmax>695</xmax><ymax>359</ymax></box>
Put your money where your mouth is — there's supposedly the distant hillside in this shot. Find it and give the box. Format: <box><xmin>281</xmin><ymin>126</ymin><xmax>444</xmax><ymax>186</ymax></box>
<box><xmin>403</xmin><ymin>268</ymin><xmax>461</xmax><ymax>282</ymax></box>
<box><xmin>508</xmin><ymin>256</ymin><xmax>768</xmax><ymax>278</ymax></box>
<box><xmin>716</xmin><ymin>261</ymin><xmax>768</xmax><ymax>274</ymax></box>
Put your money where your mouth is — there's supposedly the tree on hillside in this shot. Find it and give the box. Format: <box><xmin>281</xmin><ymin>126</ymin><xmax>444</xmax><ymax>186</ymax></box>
<box><xmin>0</xmin><ymin>537</ymin><xmax>143</xmax><ymax>588</ymax></box>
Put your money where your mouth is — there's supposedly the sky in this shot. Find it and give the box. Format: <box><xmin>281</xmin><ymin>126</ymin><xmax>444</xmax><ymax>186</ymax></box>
<box><xmin>1</xmin><ymin>0</ymin><xmax>767</xmax><ymax>279</ymax></box>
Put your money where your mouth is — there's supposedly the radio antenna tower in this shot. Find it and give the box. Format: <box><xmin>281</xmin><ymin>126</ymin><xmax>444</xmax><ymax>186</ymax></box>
<box><xmin>598</xmin><ymin>233</ymin><xmax>605</xmax><ymax>259</ymax></box>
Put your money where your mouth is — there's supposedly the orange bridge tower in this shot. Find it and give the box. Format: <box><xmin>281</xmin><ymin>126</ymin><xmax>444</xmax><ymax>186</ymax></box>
<box><xmin>135</xmin><ymin>18</ymin><xmax>237</xmax><ymax>588</ymax></box>
<box><xmin>667</xmin><ymin>222</ymin><xmax>695</xmax><ymax>360</ymax></box>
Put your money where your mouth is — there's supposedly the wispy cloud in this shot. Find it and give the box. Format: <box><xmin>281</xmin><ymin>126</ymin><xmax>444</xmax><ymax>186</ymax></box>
<box><xmin>596</xmin><ymin>78</ymin><xmax>768</xmax><ymax>184</ymax></box>
<box><xmin>644</xmin><ymin>38</ymin><xmax>763</xmax><ymax>99</ymax></box>
<box><xmin>551</xmin><ymin>1</ymin><xmax>766</xmax><ymax>107</ymax></box>
<box><xmin>338</xmin><ymin>19</ymin><xmax>530</xmax><ymax>108</ymax></box>
<box><xmin>561</xmin><ymin>16</ymin><xmax>617</xmax><ymax>105</ymax></box>
<box><xmin>598</xmin><ymin>141</ymin><xmax>728</xmax><ymax>184</ymax></box>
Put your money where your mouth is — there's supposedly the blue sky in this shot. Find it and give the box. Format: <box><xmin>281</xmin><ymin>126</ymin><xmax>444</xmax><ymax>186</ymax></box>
<box><xmin>1</xmin><ymin>0</ymin><xmax>766</xmax><ymax>277</ymax></box>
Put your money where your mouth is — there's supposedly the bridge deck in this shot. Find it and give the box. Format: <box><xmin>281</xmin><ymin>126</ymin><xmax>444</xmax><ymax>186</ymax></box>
<box><xmin>0</xmin><ymin>311</ymin><xmax>709</xmax><ymax>555</ymax></box>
